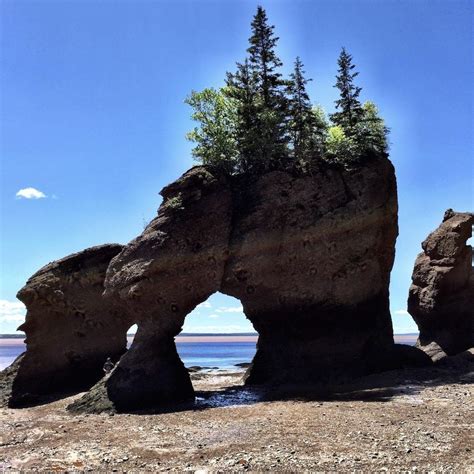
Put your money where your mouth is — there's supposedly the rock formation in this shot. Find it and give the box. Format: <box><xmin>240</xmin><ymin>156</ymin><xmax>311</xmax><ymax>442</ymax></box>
<box><xmin>7</xmin><ymin>244</ymin><xmax>131</xmax><ymax>407</ymax></box>
<box><xmin>408</xmin><ymin>209</ymin><xmax>474</xmax><ymax>361</ymax></box>
<box><xmin>70</xmin><ymin>155</ymin><xmax>400</xmax><ymax>412</ymax></box>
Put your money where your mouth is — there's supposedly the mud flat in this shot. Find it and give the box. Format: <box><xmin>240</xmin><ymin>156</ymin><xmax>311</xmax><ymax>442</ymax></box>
<box><xmin>0</xmin><ymin>360</ymin><xmax>473</xmax><ymax>472</ymax></box>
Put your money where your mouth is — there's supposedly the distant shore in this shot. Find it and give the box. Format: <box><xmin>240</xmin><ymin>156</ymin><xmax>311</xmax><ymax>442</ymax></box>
<box><xmin>0</xmin><ymin>333</ymin><xmax>419</xmax><ymax>345</ymax></box>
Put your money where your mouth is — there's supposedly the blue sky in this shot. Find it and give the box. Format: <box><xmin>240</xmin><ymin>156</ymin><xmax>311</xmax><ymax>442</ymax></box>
<box><xmin>1</xmin><ymin>0</ymin><xmax>472</xmax><ymax>334</ymax></box>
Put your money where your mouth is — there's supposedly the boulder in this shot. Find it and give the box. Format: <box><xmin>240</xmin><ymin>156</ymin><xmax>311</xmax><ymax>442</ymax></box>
<box><xmin>5</xmin><ymin>244</ymin><xmax>131</xmax><ymax>407</ymax></box>
<box><xmin>72</xmin><ymin>156</ymin><xmax>399</xmax><ymax>412</ymax></box>
<box><xmin>408</xmin><ymin>210</ymin><xmax>474</xmax><ymax>359</ymax></box>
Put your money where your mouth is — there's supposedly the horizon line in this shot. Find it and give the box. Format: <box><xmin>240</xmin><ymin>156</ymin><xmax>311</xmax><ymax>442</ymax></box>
<box><xmin>0</xmin><ymin>332</ymin><xmax>420</xmax><ymax>338</ymax></box>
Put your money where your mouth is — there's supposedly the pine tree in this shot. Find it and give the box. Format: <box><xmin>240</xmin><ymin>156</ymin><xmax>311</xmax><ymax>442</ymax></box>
<box><xmin>331</xmin><ymin>48</ymin><xmax>364</xmax><ymax>134</ymax></box>
<box><xmin>286</xmin><ymin>57</ymin><xmax>317</xmax><ymax>164</ymax></box>
<box><xmin>246</xmin><ymin>6</ymin><xmax>289</xmax><ymax>169</ymax></box>
<box><xmin>355</xmin><ymin>101</ymin><xmax>389</xmax><ymax>157</ymax></box>
<box><xmin>225</xmin><ymin>59</ymin><xmax>260</xmax><ymax>172</ymax></box>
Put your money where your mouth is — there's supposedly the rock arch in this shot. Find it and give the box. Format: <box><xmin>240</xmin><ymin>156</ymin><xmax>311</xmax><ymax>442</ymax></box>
<box><xmin>71</xmin><ymin>158</ymin><xmax>399</xmax><ymax>412</ymax></box>
<box><xmin>2</xmin><ymin>157</ymin><xmax>406</xmax><ymax>412</ymax></box>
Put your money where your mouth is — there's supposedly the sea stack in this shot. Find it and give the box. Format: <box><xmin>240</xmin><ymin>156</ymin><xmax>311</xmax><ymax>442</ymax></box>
<box><xmin>7</xmin><ymin>244</ymin><xmax>131</xmax><ymax>407</ymax></box>
<box><xmin>408</xmin><ymin>209</ymin><xmax>474</xmax><ymax>361</ymax></box>
<box><xmin>71</xmin><ymin>154</ymin><xmax>399</xmax><ymax>412</ymax></box>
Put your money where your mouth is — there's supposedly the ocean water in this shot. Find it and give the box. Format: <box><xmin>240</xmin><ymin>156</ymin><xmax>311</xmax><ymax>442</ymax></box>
<box><xmin>177</xmin><ymin>341</ymin><xmax>256</xmax><ymax>369</ymax></box>
<box><xmin>0</xmin><ymin>335</ymin><xmax>417</xmax><ymax>372</ymax></box>
<box><xmin>0</xmin><ymin>340</ymin><xmax>257</xmax><ymax>371</ymax></box>
<box><xmin>0</xmin><ymin>344</ymin><xmax>24</xmax><ymax>371</ymax></box>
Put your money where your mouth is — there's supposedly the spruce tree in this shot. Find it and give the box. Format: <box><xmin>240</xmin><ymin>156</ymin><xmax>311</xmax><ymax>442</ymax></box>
<box><xmin>246</xmin><ymin>6</ymin><xmax>289</xmax><ymax>170</ymax></box>
<box><xmin>331</xmin><ymin>48</ymin><xmax>364</xmax><ymax>134</ymax></box>
<box><xmin>355</xmin><ymin>101</ymin><xmax>389</xmax><ymax>157</ymax></box>
<box><xmin>286</xmin><ymin>57</ymin><xmax>317</xmax><ymax>164</ymax></box>
<box><xmin>225</xmin><ymin>59</ymin><xmax>260</xmax><ymax>172</ymax></box>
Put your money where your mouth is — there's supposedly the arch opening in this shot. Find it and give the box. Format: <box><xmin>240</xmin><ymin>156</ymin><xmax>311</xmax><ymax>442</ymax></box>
<box><xmin>176</xmin><ymin>292</ymin><xmax>258</xmax><ymax>391</ymax></box>
<box><xmin>126</xmin><ymin>324</ymin><xmax>138</xmax><ymax>348</ymax></box>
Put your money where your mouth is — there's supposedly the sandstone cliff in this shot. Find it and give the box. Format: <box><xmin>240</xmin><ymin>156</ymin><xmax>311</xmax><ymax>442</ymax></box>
<box><xmin>8</xmin><ymin>244</ymin><xmax>131</xmax><ymax>406</ymax></box>
<box><xmin>408</xmin><ymin>210</ymin><xmax>474</xmax><ymax>361</ymax></box>
<box><xmin>71</xmin><ymin>156</ymin><xmax>400</xmax><ymax>412</ymax></box>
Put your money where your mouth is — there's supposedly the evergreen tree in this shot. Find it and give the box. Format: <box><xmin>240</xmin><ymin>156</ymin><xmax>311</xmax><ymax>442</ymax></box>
<box><xmin>354</xmin><ymin>101</ymin><xmax>389</xmax><ymax>157</ymax></box>
<box><xmin>311</xmin><ymin>105</ymin><xmax>329</xmax><ymax>157</ymax></box>
<box><xmin>246</xmin><ymin>6</ymin><xmax>289</xmax><ymax>169</ymax></box>
<box><xmin>225</xmin><ymin>59</ymin><xmax>260</xmax><ymax>173</ymax></box>
<box><xmin>331</xmin><ymin>48</ymin><xmax>364</xmax><ymax>134</ymax></box>
<box><xmin>286</xmin><ymin>57</ymin><xmax>317</xmax><ymax>164</ymax></box>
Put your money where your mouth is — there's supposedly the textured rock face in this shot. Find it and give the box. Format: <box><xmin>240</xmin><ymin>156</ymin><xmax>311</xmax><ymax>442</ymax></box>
<box><xmin>408</xmin><ymin>210</ymin><xmax>474</xmax><ymax>359</ymax></box>
<box><xmin>74</xmin><ymin>157</ymin><xmax>399</xmax><ymax>411</ymax></box>
<box><xmin>8</xmin><ymin>244</ymin><xmax>130</xmax><ymax>406</ymax></box>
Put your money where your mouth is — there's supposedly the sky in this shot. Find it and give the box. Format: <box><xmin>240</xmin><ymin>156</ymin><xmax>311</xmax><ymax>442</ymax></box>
<box><xmin>0</xmin><ymin>0</ymin><xmax>472</xmax><ymax>334</ymax></box>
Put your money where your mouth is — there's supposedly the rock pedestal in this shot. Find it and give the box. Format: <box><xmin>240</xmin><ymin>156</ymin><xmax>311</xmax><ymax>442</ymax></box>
<box><xmin>408</xmin><ymin>210</ymin><xmax>474</xmax><ymax>360</ymax></box>
<box><xmin>8</xmin><ymin>244</ymin><xmax>131</xmax><ymax>406</ymax></box>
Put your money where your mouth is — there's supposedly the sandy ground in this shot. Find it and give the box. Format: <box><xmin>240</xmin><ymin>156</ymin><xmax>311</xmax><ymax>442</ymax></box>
<box><xmin>0</xmin><ymin>362</ymin><xmax>473</xmax><ymax>472</ymax></box>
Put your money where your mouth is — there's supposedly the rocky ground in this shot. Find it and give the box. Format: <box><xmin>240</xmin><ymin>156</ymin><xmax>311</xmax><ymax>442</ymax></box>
<box><xmin>0</xmin><ymin>363</ymin><xmax>473</xmax><ymax>472</ymax></box>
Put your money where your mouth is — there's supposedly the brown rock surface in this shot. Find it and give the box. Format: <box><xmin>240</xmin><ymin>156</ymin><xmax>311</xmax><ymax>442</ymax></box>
<box><xmin>408</xmin><ymin>209</ymin><xmax>474</xmax><ymax>359</ymax></box>
<box><xmin>73</xmin><ymin>156</ymin><xmax>400</xmax><ymax>412</ymax></box>
<box><xmin>7</xmin><ymin>244</ymin><xmax>130</xmax><ymax>407</ymax></box>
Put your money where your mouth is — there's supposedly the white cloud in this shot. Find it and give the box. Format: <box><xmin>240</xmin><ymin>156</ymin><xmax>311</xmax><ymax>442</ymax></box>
<box><xmin>181</xmin><ymin>323</ymin><xmax>254</xmax><ymax>334</ymax></box>
<box><xmin>208</xmin><ymin>314</ymin><xmax>219</xmax><ymax>319</ymax></box>
<box><xmin>0</xmin><ymin>299</ymin><xmax>26</xmax><ymax>322</ymax></box>
<box><xmin>197</xmin><ymin>301</ymin><xmax>212</xmax><ymax>309</ymax></box>
<box><xmin>16</xmin><ymin>187</ymin><xmax>46</xmax><ymax>199</ymax></box>
<box><xmin>394</xmin><ymin>309</ymin><xmax>409</xmax><ymax>315</ymax></box>
<box><xmin>393</xmin><ymin>321</ymin><xmax>419</xmax><ymax>334</ymax></box>
<box><xmin>216</xmin><ymin>305</ymin><xmax>244</xmax><ymax>313</ymax></box>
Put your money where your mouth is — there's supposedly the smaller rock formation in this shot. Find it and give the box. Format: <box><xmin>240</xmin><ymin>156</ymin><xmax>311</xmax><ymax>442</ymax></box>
<box><xmin>7</xmin><ymin>244</ymin><xmax>131</xmax><ymax>407</ymax></box>
<box><xmin>408</xmin><ymin>210</ymin><xmax>474</xmax><ymax>361</ymax></box>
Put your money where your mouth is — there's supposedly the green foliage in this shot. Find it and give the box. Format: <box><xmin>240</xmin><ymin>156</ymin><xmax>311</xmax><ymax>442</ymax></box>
<box><xmin>330</xmin><ymin>47</ymin><xmax>364</xmax><ymax>134</ymax></box>
<box><xmin>225</xmin><ymin>59</ymin><xmax>260</xmax><ymax>172</ymax></box>
<box><xmin>325</xmin><ymin>125</ymin><xmax>358</xmax><ymax>165</ymax></box>
<box><xmin>286</xmin><ymin>57</ymin><xmax>318</xmax><ymax>166</ymax></box>
<box><xmin>185</xmin><ymin>8</ymin><xmax>389</xmax><ymax>176</ymax></box>
<box><xmin>312</xmin><ymin>105</ymin><xmax>329</xmax><ymax>155</ymax></box>
<box><xmin>355</xmin><ymin>101</ymin><xmax>389</xmax><ymax>156</ymax></box>
<box><xmin>166</xmin><ymin>193</ymin><xmax>184</xmax><ymax>210</ymax></box>
<box><xmin>243</xmin><ymin>5</ymin><xmax>289</xmax><ymax>169</ymax></box>
<box><xmin>325</xmin><ymin>102</ymin><xmax>389</xmax><ymax>166</ymax></box>
<box><xmin>185</xmin><ymin>88</ymin><xmax>239</xmax><ymax>174</ymax></box>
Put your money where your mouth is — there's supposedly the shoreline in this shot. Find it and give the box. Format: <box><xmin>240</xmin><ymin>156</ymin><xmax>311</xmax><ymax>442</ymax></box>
<box><xmin>0</xmin><ymin>333</ymin><xmax>419</xmax><ymax>345</ymax></box>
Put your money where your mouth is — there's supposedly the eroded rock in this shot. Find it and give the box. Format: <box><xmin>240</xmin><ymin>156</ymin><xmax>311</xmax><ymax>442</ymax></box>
<box><xmin>6</xmin><ymin>244</ymin><xmax>131</xmax><ymax>407</ymax></box>
<box><xmin>408</xmin><ymin>210</ymin><xmax>474</xmax><ymax>359</ymax></box>
<box><xmin>71</xmin><ymin>156</ymin><xmax>400</xmax><ymax>412</ymax></box>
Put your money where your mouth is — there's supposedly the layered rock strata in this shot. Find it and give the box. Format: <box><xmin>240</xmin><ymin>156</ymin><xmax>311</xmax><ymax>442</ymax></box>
<box><xmin>8</xmin><ymin>244</ymin><xmax>130</xmax><ymax>406</ymax></box>
<box><xmin>408</xmin><ymin>210</ymin><xmax>474</xmax><ymax>361</ymax></box>
<box><xmin>73</xmin><ymin>156</ymin><xmax>399</xmax><ymax>412</ymax></box>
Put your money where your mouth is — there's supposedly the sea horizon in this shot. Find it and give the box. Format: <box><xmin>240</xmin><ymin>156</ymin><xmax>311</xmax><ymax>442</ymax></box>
<box><xmin>0</xmin><ymin>333</ymin><xmax>419</xmax><ymax>371</ymax></box>
<box><xmin>0</xmin><ymin>332</ymin><xmax>419</xmax><ymax>345</ymax></box>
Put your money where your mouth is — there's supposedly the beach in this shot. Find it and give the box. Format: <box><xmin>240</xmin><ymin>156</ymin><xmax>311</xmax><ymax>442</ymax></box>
<box><xmin>4</xmin><ymin>333</ymin><xmax>471</xmax><ymax>471</ymax></box>
<box><xmin>0</xmin><ymin>359</ymin><xmax>472</xmax><ymax>472</ymax></box>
